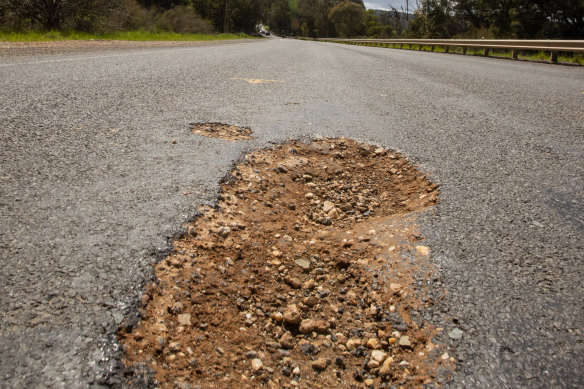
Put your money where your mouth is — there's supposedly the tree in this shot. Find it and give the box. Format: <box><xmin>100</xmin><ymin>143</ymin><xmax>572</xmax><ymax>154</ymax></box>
<box><xmin>364</xmin><ymin>9</ymin><xmax>392</xmax><ymax>37</ymax></box>
<box><xmin>268</xmin><ymin>0</ymin><xmax>291</xmax><ymax>34</ymax></box>
<box><xmin>409</xmin><ymin>0</ymin><xmax>465</xmax><ymax>38</ymax></box>
<box><xmin>538</xmin><ymin>0</ymin><xmax>584</xmax><ymax>38</ymax></box>
<box><xmin>193</xmin><ymin>0</ymin><xmax>261</xmax><ymax>33</ymax></box>
<box><xmin>228</xmin><ymin>0</ymin><xmax>262</xmax><ymax>33</ymax></box>
<box><xmin>6</xmin><ymin>0</ymin><xmax>120</xmax><ymax>30</ymax></box>
<box><xmin>453</xmin><ymin>0</ymin><xmax>584</xmax><ymax>38</ymax></box>
<box><xmin>328</xmin><ymin>0</ymin><xmax>364</xmax><ymax>37</ymax></box>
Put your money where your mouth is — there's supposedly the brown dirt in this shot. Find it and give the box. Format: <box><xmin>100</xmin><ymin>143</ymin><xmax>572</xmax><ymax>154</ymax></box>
<box><xmin>190</xmin><ymin>123</ymin><xmax>254</xmax><ymax>141</ymax></box>
<box><xmin>0</xmin><ymin>39</ymin><xmax>257</xmax><ymax>57</ymax></box>
<box><xmin>119</xmin><ymin>138</ymin><xmax>452</xmax><ymax>388</ymax></box>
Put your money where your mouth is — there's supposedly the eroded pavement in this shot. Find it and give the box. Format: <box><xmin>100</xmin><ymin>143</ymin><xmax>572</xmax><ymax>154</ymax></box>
<box><xmin>119</xmin><ymin>138</ymin><xmax>452</xmax><ymax>388</ymax></box>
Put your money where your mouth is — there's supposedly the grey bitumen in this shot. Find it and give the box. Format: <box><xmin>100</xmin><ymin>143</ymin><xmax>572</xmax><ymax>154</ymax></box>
<box><xmin>1</xmin><ymin>38</ymin><xmax>583</xmax><ymax>388</ymax></box>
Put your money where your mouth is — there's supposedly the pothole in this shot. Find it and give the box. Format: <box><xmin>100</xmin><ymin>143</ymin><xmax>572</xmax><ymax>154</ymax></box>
<box><xmin>119</xmin><ymin>138</ymin><xmax>452</xmax><ymax>388</ymax></box>
<box><xmin>191</xmin><ymin>123</ymin><xmax>254</xmax><ymax>141</ymax></box>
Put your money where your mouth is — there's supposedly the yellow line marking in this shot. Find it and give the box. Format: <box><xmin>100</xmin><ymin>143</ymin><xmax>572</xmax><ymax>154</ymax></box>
<box><xmin>231</xmin><ymin>78</ymin><xmax>285</xmax><ymax>84</ymax></box>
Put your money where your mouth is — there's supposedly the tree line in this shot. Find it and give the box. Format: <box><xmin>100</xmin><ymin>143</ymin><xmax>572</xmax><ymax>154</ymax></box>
<box><xmin>0</xmin><ymin>0</ymin><xmax>581</xmax><ymax>39</ymax></box>
<box><xmin>410</xmin><ymin>0</ymin><xmax>583</xmax><ymax>39</ymax></box>
<box><xmin>0</xmin><ymin>0</ymin><xmax>395</xmax><ymax>37</ymax></box>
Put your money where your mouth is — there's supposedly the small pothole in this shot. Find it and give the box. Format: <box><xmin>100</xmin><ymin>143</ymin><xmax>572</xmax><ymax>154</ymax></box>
<box><xmin>191</xmin><ymin>122</ymin><xmax>254</xmax><ymax>141</ymax></box>
<box><xmin>119</xmin><ymin>138</ymin><xmax>452</xmax><ymax>388</ymax></box>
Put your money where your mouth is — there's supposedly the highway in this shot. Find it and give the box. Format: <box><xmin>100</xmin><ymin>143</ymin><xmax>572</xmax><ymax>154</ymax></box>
<box><xmin>1</xmin><ymin>38</ymin><xmax>583</xmax><ymax>387</ymax></box>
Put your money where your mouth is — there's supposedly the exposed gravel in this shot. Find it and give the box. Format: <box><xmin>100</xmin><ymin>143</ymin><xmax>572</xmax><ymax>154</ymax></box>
<box><xmin>119</xmin><ymin>138</ymin><xmax>448</xmax><ymax>388</ymax></box>
<box><xmin>1</xmin><ymin>39</ymin><xmax>583</xmax><ymax>388</ymax></box>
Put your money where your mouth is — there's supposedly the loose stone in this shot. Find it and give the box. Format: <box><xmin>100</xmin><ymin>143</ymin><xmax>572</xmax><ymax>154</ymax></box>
<box><xmin>379</xmin><ymin>356</ymin><xmax>395</xmax><ymax>375</ymax></box>
<box><xmin>217</xmin><ymin>226</ymin><xmax>231</xmax><ymax>238</ymax></box>
<box><xmin>251</xmin><ymin>358</ymin><xmax>263</xmax><ymax>372</ymax></box>
<box><xmin>399</xmin><ymin>336</ymin><xmax>412</xmax><ymax>348</ymax></box>
<box><xmin>280</xmin><ymin>332</ymin><xmax>296</xmax><ymax>349</ymax></box>
<box><xmin>284</xmin><ymin>276</ymin><xmax>302</xmax><ymax>289</ymax></box>
<box><xmin>416</xmin><ymin>245</ymin><xmax>430</xmax><ymax>256</ymax></box>
<box><xmin>389</xmin><ymin>283</ymin><xmax>402</xmax><ymax>293</ymax></box>
<box><xmin>299</xmin><ymin>319</ymin><xmax>316</xmax><ymax>334</ymax></box>
<box><xmin>314</xmin><ymin>320</ymin><xmax>330</xmax><ymax>333</ymax></box>
<box><xmin>366</xmin><ymin>338</ymin><xmax>379</xmax><ymax>349</ymax></box>
<box><xmin>371</xmin><ymin>350</ymin><xmax>387</xmax><ymax>363</ymax></box>
<box><xmin>303</xmin><ymin>279</ymin><xmax>316</xmax><ymax>289</ymax></box>
<box><xmin>448</xmin><ymin>328</ymin><xmax>464</xmax><ymax>340</ymax></box>
<box><xmin>271</xmin><ymin>312</ymin><xmax>283</xmax><ymax>322</ymax></box>
<box><xmin>311</xmin><ymin>358</ymin><xmax>328</xmax><ymax>371</ymax></box>
<box><xmin>294</xmin><ymin>259</ymin><xmax>311</xmax><ymax>271</ymax></box>
<box><xmin>323</xmin><ymin>201</ymin><xmax>335</xmax><ymax>213</ymax></box>
<box><xmin>335</xmin><ymin>355</ymin><xmax>346</xmax><ymax>369</ymax></box>
<box><xmin>283</xmin><ymin>304</ymin><xmax>302</xmax><ymax>324</ymax></box>
<box><xmin>177</xmin><ymin>314</ymin><xmax>192</xmax><ymax>326</ymax></box>
<box><xmin>346</xmin><ymin>338</ymin><xmax>362</xmax><ymax>351</ymax></box>
<box><xmin>169</xmin><ymin>341</ymin><xmax>181</xmax><ymax>352</ymax></box>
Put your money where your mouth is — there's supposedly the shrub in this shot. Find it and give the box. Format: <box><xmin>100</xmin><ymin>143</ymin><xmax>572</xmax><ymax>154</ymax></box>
<box><xmin>105</xmin><ymin>0</ymin><xmax>210</xmax><ymax>34</ymax></box>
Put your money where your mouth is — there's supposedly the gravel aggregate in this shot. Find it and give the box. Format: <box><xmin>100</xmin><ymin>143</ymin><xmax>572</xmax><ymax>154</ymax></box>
<box><xmin>1</xmin><ymin>38</ymin><xmax>582</xmax><ymax>387</ymax></box>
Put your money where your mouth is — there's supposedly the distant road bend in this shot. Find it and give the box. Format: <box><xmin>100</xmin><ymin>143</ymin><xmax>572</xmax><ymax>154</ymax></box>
<box><xmin>0</xmin><ymin>38</ymin><xmax>582</xmax><ymax>387</ymax></box>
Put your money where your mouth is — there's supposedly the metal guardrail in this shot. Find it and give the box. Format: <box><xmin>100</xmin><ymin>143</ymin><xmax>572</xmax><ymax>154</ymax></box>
<box><xmin>314</xmin><ymin>38</ymin><xmax>584</xmax><ymax>63</ymax></box>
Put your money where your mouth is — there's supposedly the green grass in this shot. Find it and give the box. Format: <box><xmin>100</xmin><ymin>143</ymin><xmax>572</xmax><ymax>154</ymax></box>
<box><xmin>0</xmin><ymin>30</ymin><xmax>253</xmax><ymax>42</ymax></box>
<box><xmin>359</xmin><ymin>41</ymin><xmax>582</xmax><ymax>65</ymax></box>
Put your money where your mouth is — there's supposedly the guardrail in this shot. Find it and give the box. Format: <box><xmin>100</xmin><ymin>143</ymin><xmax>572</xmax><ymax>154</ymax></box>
<box><xmin>314</xmin><ymin>38</ymin><xmax>584</xmax><ymax>63</ymax></box>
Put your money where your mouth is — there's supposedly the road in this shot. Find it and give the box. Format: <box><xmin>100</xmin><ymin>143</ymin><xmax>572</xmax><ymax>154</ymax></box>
<box><xmin>1</xmin><ymin>38</ymin><xmax>582</xmax><ymax>388</ymax></box>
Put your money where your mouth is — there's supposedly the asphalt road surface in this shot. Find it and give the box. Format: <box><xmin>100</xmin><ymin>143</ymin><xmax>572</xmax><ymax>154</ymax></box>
<box><xmin>1</xmin><ymin>38</ymin><xmax>583</xmax><ymax>388</ymax></box>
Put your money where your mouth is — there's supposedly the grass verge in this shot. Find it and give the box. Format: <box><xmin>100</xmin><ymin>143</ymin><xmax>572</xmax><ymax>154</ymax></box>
<box><xmin>0</xmin><ymin>30</ymin><xmax>254</xmax><ymax>42</ymax></box>
<box><xmin>360</xmin><ymin>42</ymin><xmax>583</xmax><ymax>65</ymax></box>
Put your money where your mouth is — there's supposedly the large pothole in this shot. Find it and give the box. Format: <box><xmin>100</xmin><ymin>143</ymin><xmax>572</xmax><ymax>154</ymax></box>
<box><xmin>119</xmin><ymin>138</ymin><xmax>452</xmax><ymax>388</ymax></box>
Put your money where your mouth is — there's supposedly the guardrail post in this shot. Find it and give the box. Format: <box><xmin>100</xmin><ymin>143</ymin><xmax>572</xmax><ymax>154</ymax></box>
<box><xmin>431</xmin><ymin>45</ymin><xmax>435</xmax><ymax>52</ymax></box>
<box><xmin>418</xmin><ymin>45</ymin><xmax>422</xmax><ymax>51</ymax></box>
<box><xmin>445</xmin><ymin>46</ymin><xmax>449</xmax><ymax>53</ymax></box>
<box><xmin>512</xmin><ymin>49</ymin><xmax>519</xmax><ymax>59</ymax></box>
<box><xmin>484</xmin><ymin>47</ymin><xmax>490</xmax><ymax>56</ymax></box>
<box><xmin>550</xmin><ymin>51</ymin><xmax>558</xmax><ymax>63</ymax></box>
<box><xmin>462</xmin><ymin>47</ymin><xmax>467</xmax><ymax>55</ymax></box>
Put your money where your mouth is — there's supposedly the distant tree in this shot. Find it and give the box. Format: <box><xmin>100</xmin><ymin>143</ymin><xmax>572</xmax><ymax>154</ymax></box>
<box><xmin>5</xmin><ymin>0</ymin><xmax>120</xmax><ymax>31</ymax></box>
<box><xmin>364</xmin><ymin>9</ymin><xmax>392</xmax><ymax>37</ymax></box>
<box><xmin>229</xmin><ymin>0</ymin><xmax>262</xmax><ymax>33</ymax></box>
<box><xmin>538</xmin><ymin>0</ymin><xmax>584</xmax><ymax>38</ymax></box>
<box><xmin>410</xmin><ymin>0</ymin><xmax>466</xmax><ymax>38</ymax></box>
<box><xmin>268</xmin><ymin>0</ymin><xmax>291</xmax><ymax>34</ymax></box>
<box><xmin>193</xmin><ymin>0</ymin><xmax>261</xmax><ymax>33</ymax></box>
<box><xmin>328</xmin><ymin>0</ymin><xmax>364</xmax><ymax>37</ymax></box>
<box><xmin>453</xmin><ymin>0</ymin><xmax>583</xmax><ymax>38</ymax></box>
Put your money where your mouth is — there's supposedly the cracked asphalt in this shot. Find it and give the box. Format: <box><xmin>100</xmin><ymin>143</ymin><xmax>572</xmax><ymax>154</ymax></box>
<box><xmin>1</xmin><ymin>38</ymin><xmax>583</xmax><ymax>388</ymax></box>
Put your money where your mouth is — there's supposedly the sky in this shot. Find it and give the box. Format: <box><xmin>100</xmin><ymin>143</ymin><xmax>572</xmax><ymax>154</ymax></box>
<box><xmin>364</xmin><ymin>0</ymin><xmax>417</xmax><ymax>12</ymax></box>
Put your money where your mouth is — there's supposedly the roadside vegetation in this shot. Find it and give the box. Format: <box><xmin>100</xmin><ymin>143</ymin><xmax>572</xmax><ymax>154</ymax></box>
<box><xmin>0</xmin><ymin>0</ymin><xmax>254</xmax><ymax>41</ymax></box>
<box><xmin>0</xmin><ymin>0</ymin><xmax>581</xmax><ymax>42</ymax></box>
<box><xmin>339</xmin><ymin>41</ymin><xmax>584</xmax><ymax>65</ymax></box>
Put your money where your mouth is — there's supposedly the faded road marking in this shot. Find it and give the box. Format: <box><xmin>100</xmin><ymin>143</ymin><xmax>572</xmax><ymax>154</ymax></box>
<box><xmin>230</xmin><ymin>78</ymin><xmax>285</xmax><ymax>84</ymax></box>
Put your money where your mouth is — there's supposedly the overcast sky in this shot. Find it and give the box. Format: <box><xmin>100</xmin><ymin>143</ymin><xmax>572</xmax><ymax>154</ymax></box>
<box><xmin>364</xmin><ymin>0</ymin><xmax>418</xmax><ymax>12</ymax></box>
